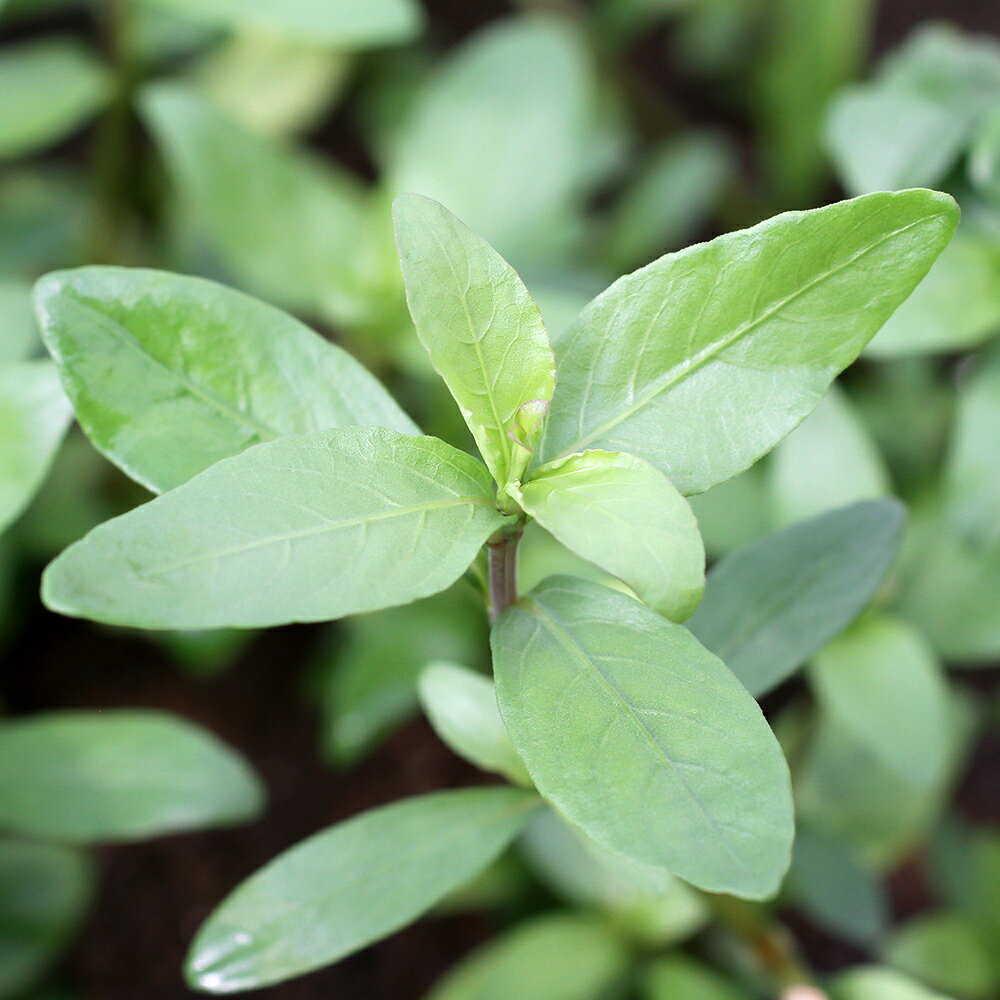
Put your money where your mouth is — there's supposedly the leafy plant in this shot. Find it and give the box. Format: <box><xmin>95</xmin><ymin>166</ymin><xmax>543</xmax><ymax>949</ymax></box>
<box><xmin>32</xmin><ymin>184</ymin><xmax>957</xmax><ymax>991</ymax></box>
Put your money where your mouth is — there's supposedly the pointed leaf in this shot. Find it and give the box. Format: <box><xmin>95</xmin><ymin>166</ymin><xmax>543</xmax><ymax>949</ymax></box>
<box><xmin>0</xmin><ymin>361</ymin><xmax>71</xmax><ymax>534</ymax></box>
<box><xmin>688</xmin><ymin>500</ymin><xmax>905</xmax><ymax>697</ymax></box>
<box><xmin>186</xmin><ymin>787</ymin><xmax>539</xmax><ymax>992</ymax></box>
<box><xmin>0</xmin><ymin>711</ymin><xmax>263</xmax><ymax>843</ymax></box>
<box><xmin>393</xmin><ymin>194</ymin><xmax>556</xmax><ymax>488</ymax></box>
<box><xmin>540</xmin><ymin>189</ymin><xmax>957</xmax><ymax>494</ymax></box>
<box><xmin>492</xmin><ymin>576</ymin><xmax>794</xmax><ymax>899</ymax></box>
<box><xmin>35</xmin><ymin>267</ymin><xmax>416</xmax><ymax>494</ymax></box>
<box><xmin>511</xmin><ymin>450</ymin><xmax>704</xmax><ymax>621</ymax></box>
<box><xmin>43</xmin><ymin>428</ymin><xmax>506</xmax><ymax>629</ymax></box>
<box><xmin>832</xmin><ymin>966</ymin><xmax>958</xmax><ymax>1000</ymax></box>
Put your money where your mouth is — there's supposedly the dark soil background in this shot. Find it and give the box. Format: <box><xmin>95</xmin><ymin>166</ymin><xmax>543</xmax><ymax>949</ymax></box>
<box><xmin>2</xmin><ymin>1</ymin><xmax>1000</xmax><ymax>997</ymax></box>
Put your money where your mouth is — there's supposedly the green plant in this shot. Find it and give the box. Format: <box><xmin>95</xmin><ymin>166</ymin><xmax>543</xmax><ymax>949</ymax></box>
<box><xmin>30</xmin><ymin>183</ymin><xmax>957</xmax><ymax>993</ymax></box>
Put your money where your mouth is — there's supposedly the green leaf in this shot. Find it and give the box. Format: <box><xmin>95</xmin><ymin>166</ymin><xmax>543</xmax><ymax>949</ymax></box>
<box><xmin>770</xmin><ymin>385</ymin><xmax>890</xmax><ymax>527</ymax></box>
<box><xmin>43</xmin><ymin>428</ymin><xmax>506</xmax><ymax>629</ymax></box>
<box><xmin>885</xmin><ymin>912</ymin><xmax>997</xmax><ymax>1000</ymax></box>
<box><xmin>0</xmin><ymin>279</ymin><xmax>39</xmax><ymax>362</ymax></box>
<box><xmin>688</xmin><ymin>465</ymin><xmax>773</xmax><ymax>558</ymax></box>
<box><xmin>511</xmin><ymin>450</ymin><xmax>704</xmax><ymax>621</ymax></box>
<box><xmin>393</xmin><ymin>194</ymin><xmax>556</xmax><ymax>489</ymax></box>
<box><xmin>0</xmin><ymin>361</ymin><xmax>71</xmax><ymax>535</ymax></box>
<box><xmin>644</xmin><ymin>955</ymin><xmax>752</xmax><ymax>1000</ymax></box>
<box><xmin>540</xmin><ymin>189</ymin><xmax>958</xmax><ymax>494</ymax></box>
<box><xmin>832</xmin><ymin>966</ymin><xmax>958</xmax><ymax>1000</ymax></box>
<box><xmin>135</xmin><ymin>0</ymin><xmax>422</xmax><ymax>47</ymax></box>
<box><xmin>387</xmin><ymin>15</ymin><xmax>599</xmax><ymax>264</ymax></box>
<box><xmin>688</xmin><ymin>500</ymin><xmax>904</xmax><ymax>697</ymax></box>
<box><xmin>0</xmin><ymin>39</ymin><xmax>108</xmax><ymax>160</ymax></box>
<box><xmin>945</xmin><ymin>344</ymin><xmax>1000</xmax><ymax>548</ymax></box>
<box><xmin>34</xmin><ymin>266</ymin><xmax>417</xmax><ymax>493</ymax></box>
<box><xmin>139</xmin><ymin>84</ymin><xmax>373</xmax><ymax>323</ymax></box>
<box><xmin>785</xmin><ymin>827</ymin><xmax>887</xmax><ymax>946</ymax></box>
<box><xmin>864</xmin><ymin>231</ymin><xmax>1000</xmax><ymax>357</ymax></box>
<box><xmin>425</xmin><ymin>913</ymin><xmax>628</xmax><ymax>1000</ymax></box>
<box><xmin>185</xmin><ymin>787</ymin><xmax>539</xmax><ymax>992</ymax></box>
<box><xmin>492</xmin><ymin>576</ymin><xmax>794</xmax><ymax>899</ymax></box>
<box><xmin>0</xmin><ymin>710</ymin><xmax>263</xmax><ymax>842</ymax></box>
<box><xmin>418</xmin><ymin>662</ymin><xmax>531</xmax><ymax>786</ymax></box>
<box><xmin>807</xmin><ymin>615</ymin><xmax>952</xmax><ymax>792</ymax></box>
<box><xmin>0</xmin><ymin>840</ymin><xmax>93</xmax><ymax>1000</ymax></box>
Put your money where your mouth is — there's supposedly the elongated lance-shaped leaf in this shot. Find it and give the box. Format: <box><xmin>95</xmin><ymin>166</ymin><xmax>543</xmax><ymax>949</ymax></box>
<box><xmin>492</xmin><ymin>576</ymin><xmax>794</xmax><ymax>899</ymax></box>
<box><xmin>540</xmin><ymin>189</ymin><xmax>957</xmax><ymax>494</ymax></box>
<box><xmin>393</xmin><ymin>194</ymin><xmax>556</xmax><ymax>489</ymax></box>
<box><xmin>689</xmin><ymin>500</ymin><xmax>904</xmax><ymax>697</ymax></box>
<box><xmin>34</xmin><ymin>267</ymin><xmax>417</xmax><ymax>494</ymax></box>
<box><xmin>186</xmin><ymin>787</ymin><xmax>539</xmax><ymax>992</ymax></box>
<box><xmin>510</xmin><ymin>450</ymin><xmax>704</xmax><ymax>622</ymax></box>
<box><xmin>43</xmin><ymin>428</ymin><xmax>507</xmax><ymax>629</ymax></box>
<box><xmin>0</xmin><ymin>711</ymin><xmax>263</xmax><ymax>842</ymax></box>
<box><xmin>0</xmin><ymin>361</ymin><xmax>72</xmax><ymax>534</ymax></box>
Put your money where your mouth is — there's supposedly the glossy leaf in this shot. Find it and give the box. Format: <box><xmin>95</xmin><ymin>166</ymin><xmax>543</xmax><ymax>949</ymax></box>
<box><xmin>136</xmin><ymin>0</ymin><xmax>422</xmax><ymax>47</ymax></box>
<box><xmin>186</xmin><ymin>788</ymin><xmax>539</xmax><ymax>992</ymax></box>
<box><xmin>34</xmin><ymin>266</ymin><xmax>416</xmax><ymax>493</ymax></box>
<box><xmin>0</xmin><ymin>39</ymin><xmax>108</xmax><ymax>160</ymax></box>
<box><xmin>425</xmin><ymin>914</ymin><xmax>627</xmax><ymax>1000</ymax></box>
<box><xmin>511</xmin><ymin>450</ymin><xmax>704</xmax><ymax>621</ymax></box>
<box><xmin>0</xmin><ymin>840</ymin><xmax>93</xmax><ymax>999</ymax></box>
<box><xmin>770</xmin><ymin>385</ymin><xmax>890</xmax><ymax>526</ymax></box>
<box><xmin>419</xmin><ymin>662</ymin><xmax>531</xmax><ymax>786</ymax></box>
<box><xmin>645</xmin><ymin>955</ymin><xmax>752</xmax><ymax>1000</ymax></box>
<box><xmin>688</xmin><ymin>500</ymin><xmax>904</xmax><ymax>697</ymax></box>
<box><xmin>0</xmin><ymin>711</ymin><xmax>263</xmax><ymax>842</ymax></box>
<box><xmin>832</xmin><ymin>966</ymin><xmax>957</xmax><ymax>1000</ymax></box>
<box><xmin>0</xmin><ymin>361</ymin><xmax>71</xmax><ymax>534</ymax></box>
<box><xmin>43</xmin><ymin>428</ymin><xmax>506</xmax><ymax>629</ymax></box>
<box><xmin>540</xmin><ymin>190</ymin><xmax>958</xmax><ymax>494</ymax></box>
<box><xmin>492</xmin><ymin>576</ymin><xmax>794</xmax><ymax>899</ymax></box>
<box><xmin>394</xmin><ymin>194</ymin><xmax>555</xmax><ymax>489</ymax></box>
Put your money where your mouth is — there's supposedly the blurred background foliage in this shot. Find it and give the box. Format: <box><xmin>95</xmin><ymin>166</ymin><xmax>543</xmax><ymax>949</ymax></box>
<box><xmin>1</xmin><ymin>0</ymin><xmax>1000</xmax><ymax>998</ymax></box>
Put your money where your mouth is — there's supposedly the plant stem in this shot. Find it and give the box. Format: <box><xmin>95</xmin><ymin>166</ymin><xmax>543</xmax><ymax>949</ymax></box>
<box><xmin>487</xmin><ymin>528</ymin><xmax>522</xmax><ymax>623</ymax></box>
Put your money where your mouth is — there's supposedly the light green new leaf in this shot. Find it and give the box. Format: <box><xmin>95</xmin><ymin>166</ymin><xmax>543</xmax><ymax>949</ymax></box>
<box><xmin>44</xmin><ymin>428</ymin><xmax>506</xmax><ymax>630</ymax></box>
<box><xmin>540</xmin><ymin>189</ymin><xmax>957</xmax><ymax>494</ymax></box>
<box><xmin>135</xmin><ymin>0</ymin><xmax>422</xmax><ymax>47</ymax></box>
<box><xmin>511</xmin><ymin>451</ymin><xmax>704</xmax><ymax>621</ymax></box>
<box><xmin>688</xmin><ymin>500</ymin><xmax>904</xmax><ymax>697</ymax></box>
<box><xmin>770</xmin><ymin>384</ymin><xmax>890</xmax><ymax>526</ymax></box>
<box><xmin>645</xmin><ymin>955</ymin><xmax>752</xmax><ymax>1000</ymax></box>
<box><xmin>492</xmin><ymin>576</ymin><xmax>794</xmax><ymax>899</ymax></box>
<box><xmin>34</xmin><ymin>266</ymin><xmax>417</xmax><ymax>494</ymax></box>
<box><xmin>394</xmin><ymin>194</ymin><xmax>556</xmax><ymax>489</ymax></box>
<box><xmin>0</xmin><ymin>711</ymin><xmax>263</xmax><ymax>842</ymax></box>
<box><xmin>832</xmin><ymin>966</ymin><xmax>957</xmax><ymax>1000</ymax></box>
<box><xmin>140</xmin><ymin>84</ymin><xmax>372</xmax><ymax>323</ymax></box>
<box><xmin>0</xmin><ymin>39</ymin><xmax>108</xmax><ymax>160</ymax></box>
<box><xmin>419</xmin><ymin>662</ymin><xmax>531</xmax><ymax>786</ymax></box>
<box><xmin>0</xmin><ymin>361</ymin><xmax>71</xmax><ymax>534</ymax></box>
<box><xmin>186</xmin><ymin>788</ymin><xmax>539</xmax><ymax>992</ymax></box>
<box><xmin>0</xmin><ymin>840</ymin><xmax>93</xmax><ymax>1000</ymax></box>
<box><xmin>425</xmin><ymin>913</ymin><xmax>627</xmax><ymax>1000</ymax></box>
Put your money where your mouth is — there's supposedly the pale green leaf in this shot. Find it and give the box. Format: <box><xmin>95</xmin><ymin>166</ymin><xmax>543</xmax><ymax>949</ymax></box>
<box><xmin>140</xmin><ymin>84</ymin><xmax>373</xmax><ymax>323</ymax></box>
<box><xmin>832</xmin><ymin>966</ymin><xmax>958</xmax><ymax>1000</ymax></box>
<box><xmin>135</xmin><ymin>0</ymin><xmax>422</xmax><ymax>47</ymax></box>
<box><xmin>492</xmin><ymin>576</ymin><xmax>793</xmax><ymax>899</ymax></box>
<box><xmin>0</xmin><ymin>279</ymin><xmax>38</xmax><ymax>362</ymax></box>
<box><xmin>511</xmin><ymin>450</ymin><xmax>704</xmax><ymax>621</ymax></box>
<box><xmin>185</xmin><ymin>787</ymin><xmax>539</xmax><ymax>992</ymax></box>
<box><xmin>0</xmin><ymin>711</ymin><xmax>263</xmax><ymax>842</ymax></box>
<box><xmin>0</xmin><ymin>361</ymin><xmax>71</xmax><ymax>534</ymax></box>
<box><xmin>770</xmin><ymin>384</ymin><xmax>890</xmax><ymax>526</ymax></box>
<box><xmin>645</xmin><ymin>955</ymin><xmax>752</xmax><ymax>1000</ymax></box>
<box><xmin>969</xmin><ymin>106</ymin><xmax>1000</xmax><ymax>206</ymax></box>
<box><xmin>0</xmin><ymin>840</ymin><xmax>92</xmax><ymax>999</ymax></box>
<box><xmin>425</xmin><ymin>913</ymin><xmax>627</xmax><ymax>1000</ymax></box>
<box><xmin>688</xmin><ymin>500</ymin><xmax>904</xmax><ymax>697</ymax></box>
<box><xmin>43</xmin><ymin>428</ymin><xmax>506</xmax><ymax>629</ymax></box>
<box><xmin>393</xmin><ymin>194</ymin><xmax>555</xmax><ymax>489</ymax></box>
<box><xmin>0</xmin><ymin>39</ymin><xmax>108</xmax><ymax>160</ymax></box>
<box><xmin>688</xmin><ymin>465</ymin><xmax>773</xmax><ymax>558</ymax></box>
<box><xmin>418</xmin><ymin>662</ymin><xmax>530</xmax><ymax>786</ymax></box>
<box><xmin>540</xmin><ymin>190</ymin><xmax>957</xmax><ymax>494</ymax></box>
<box><xmin>34</xmin><ymin>266</ymin><xmax>417</xmax><ymax>494</ymax></box>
